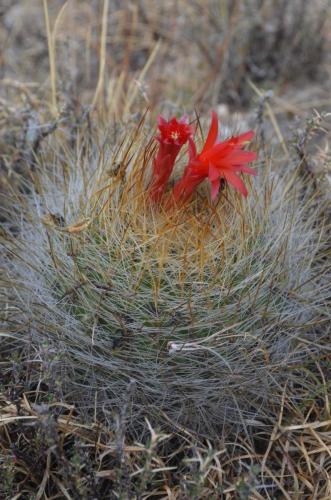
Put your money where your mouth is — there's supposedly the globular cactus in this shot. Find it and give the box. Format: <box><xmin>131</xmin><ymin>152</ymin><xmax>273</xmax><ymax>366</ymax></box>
<box><xmin>2</xmin><ymin>113</ymin><xmax>330</xmax><ymax>435</ymax></box>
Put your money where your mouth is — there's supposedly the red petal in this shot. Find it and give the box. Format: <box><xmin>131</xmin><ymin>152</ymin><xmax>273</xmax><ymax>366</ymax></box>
<box><xmin>201</xmin><ymin>143</ymin><xmax>229</xmax><ymax>162</ymax></box>
<box><xmin>157</xmin><ymin>115</ymin><xmax>167</xmax><ymax>127</ymax></box>
<box><xmin>208</xmin><ymin>163</ymin><xmax>220</xmax><ymax>181</ymax></box>
<box><xmin>172</xmin><ymin>169</ymin><xmax>204</xmax><ymax>204</ymax></box>
<box><xmin>201</xmin><ymin>131</ymin><xmax>255</xmax><ymax>163</ymax></box>
<box><xmin>188</xmin><ymin>137</ymin><xmax>197</xmax><ymax>160</ymax></box>
<box><xmin>223</xmin><ymin>171</ymin><xmax>248</xmax><ymax>197</ymax></box>
<box><xmin>237</xmin><ymin>165</ymin><xmax>257</xmax><ymax>176</ymax></box>
<box><xmin>210</xmin><ymin>178</ymin><xmax>221</xmax><ymax>200</ymax></box>
<box><xmin>152</xmin><ymin>153</ymin><xmax>172</xmax><ymax>177</ymax></box>
<box><xmin>233</xmin><ymin>130</ymin><xmax>255</xmax><ymax>145</ymax></box>
<box><xmin>218</xmin><ymin>150</ymin><xmax>257</xmax><ymax>165</ymax></box>
<box><xmin>201</xmin><ymin>111</ymin><xmax>218</xmax><ymax>156</ymax></box>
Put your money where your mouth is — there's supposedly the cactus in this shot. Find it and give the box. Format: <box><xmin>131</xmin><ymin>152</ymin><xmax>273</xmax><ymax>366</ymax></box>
<box><xmin>2</xmin><ymin>114</ymin><xmax>330</xmax><ymax>434</ymax></box>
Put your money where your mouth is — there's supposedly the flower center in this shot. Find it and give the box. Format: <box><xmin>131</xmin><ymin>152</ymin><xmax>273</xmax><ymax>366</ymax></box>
<box><xmin>170</xmin><ymin>131</ymin><xmax>180</xmax><ymax>141</ymax></box>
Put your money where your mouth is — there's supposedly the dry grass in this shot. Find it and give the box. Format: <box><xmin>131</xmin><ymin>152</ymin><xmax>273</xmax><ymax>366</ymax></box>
<box><xmin>1</xmin><ymin>361</ymin><xmax>330</xmax><ymax>498</ymax></box>
<box><xmin>1</xmin><ymin>0</ymin><xmax>330</xmax><ymax>111</ymax></box>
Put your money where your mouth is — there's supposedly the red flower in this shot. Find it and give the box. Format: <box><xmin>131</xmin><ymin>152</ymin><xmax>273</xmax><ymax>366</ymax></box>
<box><xmin>149</xmin><ymin>116</ymin><xmax>193</xmax><ymax>202</ymax></box>
<box><xmin>172</xmin><ymin>112</ymin><xmax>257</xmax><ymax>204</ymax></box>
